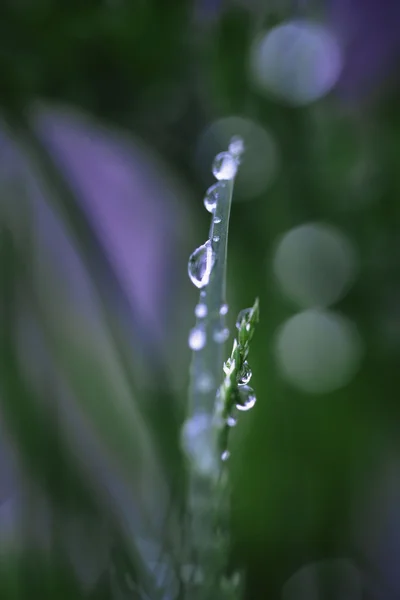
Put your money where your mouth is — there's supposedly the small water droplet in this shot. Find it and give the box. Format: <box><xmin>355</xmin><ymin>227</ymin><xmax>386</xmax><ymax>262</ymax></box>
<box><xmin>228</xmin><ymin>136</ymin><xmax>245</xmax><ymax>158</ymax></box>
<box><xmin>195</xmin><ymin>303</ymin><xmax>208</xmax><ymax>318</ymax></box>
<box><xmin>203</xmin><ymin>183</ymin><xmax>220</xmax><ymax>213</ymax></box>
<box><xmin>196</xmin><ymin>372</ymin><xmax>214</xmax><ymax>393</ymax></box>
<box><xmin>213</xmin><ymin>235</ymin><xmax>220</xmax><ymax>243</ymax></box>
<box><xmin>189</xmin><ymin>327</ymin><xmax>206</xmax><ymax>351</ymax></box>
<box><xmin>235</xmin><ymin>307</ymin><xmax>252</xmax><ymax>330</ymax></box>
<box><xmin>213</xmin><ymin>327</ymin><xmax>230</xmax><ymax>344</ymax></box>
<box><xmin>181</xmin><ymin>413</ymin><xmax>218</xmax><ymax>476</ymax></box>
<box><xmin>214</xmin><ymin>215</ymin><xmax>222</xmax><ymax>224</ymax></box>
<box><xmin>227</xmin><ymin>415</ymin><xmax>237</xmax><ymax>427</ymax></box>
<box><xmin>188</xmin><ymin>240</ymin><xmax>215</xmax><ymax>289</ymax></box>
<box><xmin>220</xmin><ymin>303</ymin><xmax>229</xmax><ymax>316</ymax></box>
<box><xmin>236</xmin><ymin>385</ymin><xmax>256</xmax><ymax>411</ymax></box>
<box><xmin>237</xmin><ymin>361</ymin><xmax>252</xmax><ymax>385</ymax></box>
<box><xmin>212</xmin><ymin>152</ymin><xmax>238</xmax><ymax>181</ymax></box>
<box><xmin>221</xmin><ymin>450</ymin><xmax>230</xmax><ymax>461</ymax></box>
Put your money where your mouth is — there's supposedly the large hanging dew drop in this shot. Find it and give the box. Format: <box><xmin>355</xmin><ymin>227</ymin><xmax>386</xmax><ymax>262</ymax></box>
<box><xmin>189</xmin><ymin>326</ymin><xmax>206</xmax><ymax>351</ymax></box>
<box><xmin>237</xmin><ymin>361</ymin><xmax>252</xmax><ymax>385</ymax></box>
<box><xmin>188</xmin><ymin>240</ymin><xmax>215</xmax><ymax>289</ymax></box>
<box><xmin>236</xmin><ymin>307</ymin><xmax>253</xmax><ymax>330</ymax></box>
<box><xmin>236</xmin><ymin>385</ymin><xmax>257</xmax><ymax>411</ymax></box>
<box><xmin>203</xmin><ymin>183</ymin><xmax>220</xmax><ymax>213</ymax></box>
<box><xmin>212</xmin><ymin>152</ymin><xmax>238</xmax><ymax>181</ymax></box>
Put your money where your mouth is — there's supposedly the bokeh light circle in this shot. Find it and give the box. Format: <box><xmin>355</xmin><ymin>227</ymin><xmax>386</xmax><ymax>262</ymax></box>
<box><xmin>275</xmin><ymin>309</ymin><xmax>363</xmax><ymax>394</ymax></box>
<box><xmin>250</xmin><ymin>19</ymin><xmax>343</xmax><ymax>106</ymax></box>
<box><xmin>272</xmin><ymin>222</ymin><xmax>357</xmax><ymax>308</ymax></box>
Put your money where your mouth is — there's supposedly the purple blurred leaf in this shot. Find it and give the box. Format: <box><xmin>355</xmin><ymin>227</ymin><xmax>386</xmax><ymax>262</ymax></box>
<box><xmin>328</xmin><ymin>0</ymin><xmax>400</xmax><ymax>100</ymax></box>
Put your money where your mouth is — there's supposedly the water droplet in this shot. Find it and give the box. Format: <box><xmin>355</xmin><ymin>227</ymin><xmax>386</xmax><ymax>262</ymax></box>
<box><xmin>236</xmin><ymin>385</ymin><xmax>256</xmax><ymax>411</ymax></box>
<box><xmin>196</xmin><ymin>372</ymin><xmax>214</xmax><ymax>393</ymax></box>
<box><xmin>188</xmin><ymin>240</ymin><xmax>215</xmax><ymax>289</ymax></box>
<box><xmin>181</xmin><ymin>413</ymin><xmax>218</xmax><ymax>476</ymax></box>
<box><xmin>238</xmin><ymin>361</ymin><xmax>252</xmax><ymax>385</ymax></box>
<box><xmin>195</xmin><ymin>303</ymin><xmax>208</xmax><ymax>318</ymax></box>
<box><xmin>228</xmin><ymin>136</ymin><xmax>245</xmax><ymax>158</ymax></box>
<box><xmin>213</xmin><ymin>235</ymin><xmax>220</xmax><ymax>243</ymax></box>
<box><xmin>227</xmin><ymin>415</ymin><xmax>237</xmax><ymax>427</ymax></box>
<box><xmin>203</xmin><ymin>183</ymin><xmax>220</xmax><ymax>213</ymax></box>
<box><xmin>236</xmin><ymin>307</ymin><xmax>252</xmax><ymax>330</ymax></box>
<box><xmin>221</xmin><ymin>450</ymin><xmax>230</xmax><ymax>461</ymax></box>
<box><xmin>212</xmin><ymin>152</ymin><xmax>238</xmax><ymax>181</ymax></box>
<box><xmin>213</xmin><ymin>327</ymin><xmax>230</xmax><ymax>344</ymax></box>
<box><xmin>214</xmin><ymin>215</ymin><xmax>222</xmax><ymax>224</ymax></box>
<box><xmin>220</xmin><ymin>303</ymin><xmax>229</xmax><ymax>316</ymax></box>
<box><xmin>189</xmin><ymin>327</ymin><xmax>206</xmax><ymax>351</ymax></box>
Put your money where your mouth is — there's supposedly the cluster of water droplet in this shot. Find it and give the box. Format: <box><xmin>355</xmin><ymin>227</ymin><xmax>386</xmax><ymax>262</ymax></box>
<box><xmin>216</xmin><ymin>307</ymin><xmax>258</xmax><ymax>464</ymax></box>
<box><xmin>233</xmin><ymin>311</ymin><xmax>257</xmax><ymax>412</ymax></box>
<box><xmin>188</xmin><ymin>137</ymin><xmax>244</xmax><ymax>354</ymax></box>
<box><xmin>184</xmin><ymin>137</ymin><xmax>245</xmax><ymax>478</ymax></box>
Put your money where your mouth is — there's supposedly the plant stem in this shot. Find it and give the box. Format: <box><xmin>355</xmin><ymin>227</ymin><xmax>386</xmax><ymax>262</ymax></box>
<box><xmin>183</xmin><ymin>143</ymin><xmax>244</xmax><ymax>599</ymax></box>
<box><xmin>188</xmin><ymin>178</ymin><xmax>234</xmax><ymax>418</ymax></box>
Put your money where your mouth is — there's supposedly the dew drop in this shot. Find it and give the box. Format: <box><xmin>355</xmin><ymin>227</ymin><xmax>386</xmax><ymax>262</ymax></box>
<box><xmin>235</xmin><ymin>307</ymin><xmax>252</xmax><ymax>330</ymax></box>
<box><xmin>227</xmin><ymin>415</ymin><xmax>237</xmax><ymax>427</ymax></box>
<box><xmin>189</xmin><ymin>327</ymin><xmax>206</xmax><ymax>351</ymax></box>
<box><xmin>195</xmin><ymin>303</ymin><xmax>208</xmax><ymax>318</ymax></box>
<box><xmin>213</xmin><ymin>235</ymin><xmax>220</xmax><ymax>243</ymax></box>
<box><xmin>212</xmin><ymin>152</ymin><xmax>238</xmax><ymax>181</ymax></box>
<box><xmin>196</xmin><ymin>372</ymin><xmax>215</xmax><ymax>393</ymax></box>
<box><xmin>181</xmin><ymin>413</ymin><xmax>218</xmax><ymax>477</ymax></box>
<box><xmin>228</xmin><ymin>136</ymin><xmax>245</xmax><ymax>158</ymax></box>
<box><xmin>213</xmin><ymin>327</ymin><xmax>230</xmax><ymax>344</ymax></box>
<box><xmin>237</xmin><ymin>361</ymin><xmax>252</xmax><ymax>385</ymax></box>
<box><xmin>221</xmin><ymin>450</ymin><xmax>230</xmax><ymax>462</ymax></box>
<box><xmin>220</xmin><ymin>303</ymin><xmax>229</xmax><ymax>316</ymax></box>
<box><xmin>188</xmin><ymin>240</ymin><xmax>215</xmax><ymax>289</ymax></box>
<box><xmin>214</xmin><ymin>215</ymin><xmax>222</xmax><ymax>224</ymax></box>
<box><xmin>236</xmin><ymin>385</ymin><xmax>256</xmax><ymax>411</ymax></box>
<box><xmin>203</xmin><ymin>183</ymin><xmax>220</xmax><ymax>213</ymax></box>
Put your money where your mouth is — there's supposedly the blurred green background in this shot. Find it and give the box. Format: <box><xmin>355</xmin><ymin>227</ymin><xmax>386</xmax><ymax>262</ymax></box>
<box><xmin>1</xmin><ymin>0</ymin><xmax>400</xmax><ymax>599</ymax></box>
